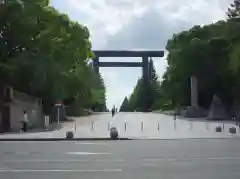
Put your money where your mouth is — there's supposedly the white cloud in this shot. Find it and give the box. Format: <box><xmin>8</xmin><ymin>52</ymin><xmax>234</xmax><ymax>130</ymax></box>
<box><xmin>52</xmin><ymin>0</ymin><xmax>231</xmax><ymax>109</ymax></box>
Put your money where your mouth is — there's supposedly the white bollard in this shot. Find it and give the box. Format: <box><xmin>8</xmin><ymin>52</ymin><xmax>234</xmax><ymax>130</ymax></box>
<box><xmin>44</xmin><ymin>116</ymin><xmax>49</xmax><ymax>129</ymax></box>
<box><xmin>91</xmin><ymin>122</ymin><xmax>94</xmax><ymax>130</ymax></box>
<box><xmin>189</xmin><ymin>122</ymin><xmax>192</xmax><ymax>130</ymax></box>
<box><xmin>205</xmin><ymin>123</ymin><xmax>209</xmax><ymax>130</ymax></box>
<box><xmin>108</xmin><ymin>122</ymin><xmax>112</xmax><ymax>131</ymax></box>
<box><xmin>74</xmin><ymin>123</ymin><xmax>77</xmax><ymax>132</ymax></box>
<box><xmin>141</xmin><ymin>122</ymin><xmax>144</xmax><ymax>131</ymax></box>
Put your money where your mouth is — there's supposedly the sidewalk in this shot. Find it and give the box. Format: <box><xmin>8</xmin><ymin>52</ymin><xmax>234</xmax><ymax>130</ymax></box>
<box><xmin>0</xmin><ymin>114</ymin><xmax>114</xmax><ymax>141</ymax></box>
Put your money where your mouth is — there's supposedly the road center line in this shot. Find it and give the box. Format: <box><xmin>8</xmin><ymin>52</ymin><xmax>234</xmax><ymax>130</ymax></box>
<box><xmin>142</xmin><ymin>157</ymin><xmax>240</xmax><ymax>162</ymax></box>
<box><xmin>5</xmin><ymin>159</ymin><xmax>125</xmax><ymax>163</ymax></box>
<box><xmin>75</xmin><ymin>142</ymin><xmax>107</xmax><ymax>145</ymax></box>
<box><xmin>65</xmin><ymin>152</ymin><xmax>111</xmax><ymax>155</ymax></box>
<box><xmin>0</xmin><ymin>169</ymin><xmax>123</xmax><ymax>173</ymax></box>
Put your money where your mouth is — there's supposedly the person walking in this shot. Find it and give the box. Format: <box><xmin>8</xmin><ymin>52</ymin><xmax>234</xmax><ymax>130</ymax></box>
<box><xmin>111</xmin><ymin>107</ymin><xmax>115</xmax><ymax>117</ymax></box>
<box><xmin>22</xmin><ymin>110</ymin><xmax>28</xmax><ymax>132</ymax></box>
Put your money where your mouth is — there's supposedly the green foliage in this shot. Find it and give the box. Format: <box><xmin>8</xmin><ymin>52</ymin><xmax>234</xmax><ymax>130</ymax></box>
<box><xmin>119</xmin><ymin>97</ymin><xmax>129</xmax><ymax>112</ymax></box>
<box><xmin>157</xmin><ymin>15</ymin><xmax>240</xmax><ymax>109</ymax></box>
<box><xmin>122</xmin><ymin>1</ymin><xmax>240</xmax><ymax>111</ymax></box>
<box><xmin>122</xmin><ymin>59</ymin><xmax>161</xmax><ymax>112</ymax></box>
<box><xmin>0</xmin><ymin>0</ymin><xmax>106</xmax><ymax>113</ymax></box>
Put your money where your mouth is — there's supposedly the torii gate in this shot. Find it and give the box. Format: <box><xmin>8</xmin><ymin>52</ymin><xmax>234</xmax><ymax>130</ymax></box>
<box><xmin>92</xmin><ymin>50</ymin><xmax>164</xmax><ymax>82</ymax></box>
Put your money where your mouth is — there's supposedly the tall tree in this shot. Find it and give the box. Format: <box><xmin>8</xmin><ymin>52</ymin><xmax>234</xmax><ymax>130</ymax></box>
<box><xmin>0</xmin><ymin>0</ymin><xmax>107</xmax><ymax>113</ymax></box>
<box><xmin>126</xmin><ymin>59</ymin><xmax>161</xmax><ymax>112</ymax></box>
<box><xmin>120</xmin><ymin>97</ymin><xmax>129</xmax><ymax>112</ymax></box>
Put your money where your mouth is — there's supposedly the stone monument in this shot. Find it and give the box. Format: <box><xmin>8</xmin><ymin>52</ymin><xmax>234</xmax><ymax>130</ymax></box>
<box><xmin>208</xmin><ymin>94</ymin><xmax>228</xmax><ymax>120</ymax></box>
<box><xmin>183</xmin><ymin>76</ymin><xmax>207</xmax><ymax>118</ymax></box>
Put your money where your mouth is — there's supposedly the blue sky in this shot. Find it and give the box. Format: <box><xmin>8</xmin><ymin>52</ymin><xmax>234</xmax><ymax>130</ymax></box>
<box><xmin>50</xmin><ymin>0</ymin><xmax>231</xmax><ymax>109</ymax></box>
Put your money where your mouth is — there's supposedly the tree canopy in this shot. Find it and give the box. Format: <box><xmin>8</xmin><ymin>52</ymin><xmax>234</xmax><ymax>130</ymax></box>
<box><xmin>0</xmin><ymin>0</ymin><xmax>107</xmax><ymax>113</ymax></box>
<box><xmin>119</xmin><ymin>97</ymin><xmax>129</xmax><ymax>112</ymax></box>
<box><xmin>120</xmin><ymin>0</ymin><xmax>240</xmax><ymax>112</ymax></box>
<box><xmin>120</xmin><ymin>58</ymin><xmax>161</xmax><ymax>112</ymax></box>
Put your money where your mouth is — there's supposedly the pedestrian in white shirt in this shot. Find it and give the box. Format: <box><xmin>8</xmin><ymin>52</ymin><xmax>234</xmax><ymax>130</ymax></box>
<box><xmin>22</xmin><ymin>110</ymin><xmax>28</xmax><ymax>132</ymax></box>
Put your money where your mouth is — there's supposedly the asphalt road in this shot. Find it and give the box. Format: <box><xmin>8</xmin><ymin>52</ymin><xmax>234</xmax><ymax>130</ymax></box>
<box><xmin>0</xmin><ymin>139</ymin><xmax>240</xmax><ymax>179</ymax></box>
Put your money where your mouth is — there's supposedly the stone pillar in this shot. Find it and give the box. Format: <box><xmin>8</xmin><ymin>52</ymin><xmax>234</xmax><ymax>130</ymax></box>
<box><xmin>142</xmin><ymin>56</ymin><xmax>149</xmax><ymax>82</ymax></box>
<box><xmin>141</xmin><ymin>56</ymin><xmax>149</xmax><ymax>111</ymax></box>
<box><xmin>190</xmin><ymin>76</ymin><xmax>198</xmax><ymax>107</ymax></box>
<box><xmin>148</xmin><ymin>57</ymin><xmax>153</xmax><ymax>79</ymax></box>
<box><xmin>93</xmin><ymin>57</ymin><xmax>99</xmax><ymax>73</ymax></box>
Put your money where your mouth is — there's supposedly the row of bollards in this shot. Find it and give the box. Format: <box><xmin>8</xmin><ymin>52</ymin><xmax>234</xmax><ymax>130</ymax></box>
<box><xmin>72</xmin><ymin>120</ymin><xmax>239</xmax><ymax>134</ymax></box>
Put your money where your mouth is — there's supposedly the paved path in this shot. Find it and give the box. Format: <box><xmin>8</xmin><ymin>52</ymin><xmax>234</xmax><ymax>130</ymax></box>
<box><xmin>0</xmin><ymin>139</ymin><xmax>240</xmax><ymax>179</ymax></box>
<box><xmin>0</xmin><ymin>112</ymin><xmax>239</xmax><ymax>139</ymax></box>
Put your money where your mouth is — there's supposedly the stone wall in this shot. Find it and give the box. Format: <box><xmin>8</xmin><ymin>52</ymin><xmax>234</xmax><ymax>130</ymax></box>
<box><xmin>0</xmin><ymin>87</ymin><xmax>44</xmax><ymax>132</ymax></box>
<box><xmin>10</xmin><ymin>91</ymin><xmax>44</xmax><ymax>132</ymax></box>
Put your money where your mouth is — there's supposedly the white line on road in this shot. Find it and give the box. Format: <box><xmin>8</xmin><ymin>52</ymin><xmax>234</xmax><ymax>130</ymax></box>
<box><xmin>65</xmin><ymin>152</ymin><xmax>111</xmax><ymax>155</ymax></box>
<box><xmin>5</xmin><ymin>159</ymin><xmax>125</xmax><ymax>163</ymax></box>
<box><xmin>74</xmin><ymin>142</ymin><xmax>108</xmax><ymax>145</ymax></box>
<box><xmin>142</xmin><ymin>157</ymin><xmax>240</xmax><ymax>162</ymax></box>
<box><xmin>0</xmin><ymin>169</ymin><xmax>123</xmax><ymax>173</ymax></box>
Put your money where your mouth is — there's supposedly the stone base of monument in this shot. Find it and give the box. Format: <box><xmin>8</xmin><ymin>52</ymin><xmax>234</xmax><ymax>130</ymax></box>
<box><xmin>110</xmin><ymin>127</ymin><xmax>118</xmax><ymax>140</ymax></box>
<box><xmin>207</xmin><ymin>95</ymin><xmax>229</xmax><ymax>121</ymax></box>
<box><xmin>66</xmin><ymin>131</ymin><xmax>74</xmax><ymax>139</ymax></box>
<box><xmin>207</xmin><ymin>109</ymin><xmax>228</xmax><ymax>121</ymax></box>
<box><xmin>182</xmin><ymin>106</ymin><xmax>208</xmax><ymax>118</ymax></box>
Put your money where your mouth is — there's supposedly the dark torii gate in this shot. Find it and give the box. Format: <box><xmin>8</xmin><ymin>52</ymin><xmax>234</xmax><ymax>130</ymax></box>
<box><xmin>92</xmin><ymin>50</ymin><xmax>164</xmax><ymax>82</ymax></box>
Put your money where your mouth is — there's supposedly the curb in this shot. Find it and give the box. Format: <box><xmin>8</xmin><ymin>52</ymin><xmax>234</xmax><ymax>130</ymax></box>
<box><xmin>0</xmin><ymin>137</ymin><xmax>239</xmax><ymax>141</ymax></box>
<box><xmin>0</xmin><ymin>137</ymin><xmax>132</xmax><ymax>141</ymax></box>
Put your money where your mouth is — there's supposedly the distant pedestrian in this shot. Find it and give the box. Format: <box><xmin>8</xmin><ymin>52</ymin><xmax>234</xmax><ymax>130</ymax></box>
<box><xmin>173</xmin><ymin>109</ymin><xmax>177</xmax><ymax>121</ymax></box>
<box><xmin>22</xmin><ymin>110</ymin><xmax>28</xmax><ymax>132</ymax></box>
<box><xmin>111</xmin><ymin>107</ymin><xmax>115</xmax><ymax>117</ymax></box>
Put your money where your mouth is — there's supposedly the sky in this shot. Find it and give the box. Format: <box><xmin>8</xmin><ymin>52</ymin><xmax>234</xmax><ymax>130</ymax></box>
<box><xmin>50</xmin><ymin>0</ymin><xmax>232</xmax><ymax>109</ymax></box>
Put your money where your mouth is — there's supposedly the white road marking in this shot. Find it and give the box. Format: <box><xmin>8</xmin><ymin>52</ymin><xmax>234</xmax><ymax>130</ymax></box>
<box><xmin>75</xmin><ymin>142</ymin><xmax>107</xmax><ymax>145</ymax></box>
<box><xmin>5</xmin><ymin>159</ymin><xmax>125</xmax><ymax>163</ymax></box>
<box><xmin>0</xmin><ymin>169</ymin><xmax>123</xmax><ymax>172</ymax></box>
<box><xmin>14</xmin><ymin>151</ymin><xmax>30</xmax><ymax>155</ymax></box>
<box><xmin>0</xmin><ymin>168</ymin><xmax>8</xmax><ymax>170</ymax></box>
<box><xmin>65</xmin><ymin>152</ymin><xmax>111</xmax><ymax>155</ymax></box>
<box><xmin>142</xmin><ymin>157</ymin><xmax>240</xmax><ymax>162</ymax></box>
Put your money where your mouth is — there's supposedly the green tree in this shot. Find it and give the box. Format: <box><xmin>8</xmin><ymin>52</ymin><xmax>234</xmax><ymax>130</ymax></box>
<box><xmin>156</xmin><ymin>13</ymin><xmax>240</xmax><ymax>110</ymax></box>
<box><xmin>120</xmin><ymin>97</ymin><xmax>129</xmax><ymax>112</ymax></box>
<box><xmin>0</xmin><ymin>0</ymin><xmax>106</xmax><ymax>114</ymax></box>
<box><xmin>126</xmin><ymin>59</ymin><xmax>161</xmax><ymax>112</ymax></box>
<box><xmin>228</xmin><ymin>0</ymin><xmax>240</xmax><ymax>18</ymax></box>
<box><xmin>126</xmin><ymin>1</ymin><xmax>240</xmax><ymax>112</ymax></box>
